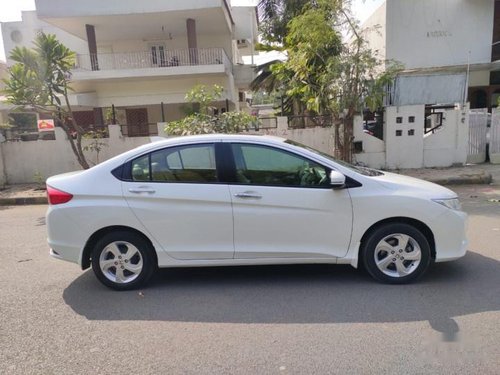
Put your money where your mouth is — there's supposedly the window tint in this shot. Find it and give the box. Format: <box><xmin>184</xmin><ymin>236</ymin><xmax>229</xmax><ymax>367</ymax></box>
<box><xmin>131</xmin><ymin>154</ymin><xmax>150</xmax><ymax>181</ymax></box>
<box><xmin>285</xmin><ymin>140</ymin><xmax>384</xmax><ymax>177</ymax></box>
<box><xmin>231</xmin><ymin>144</ymin><xmax>329</xmax><ymax>187</ymax></box>
<box><xmin>130</xmin><ymin>144</ymin><xmax>218</xmax><ymax>183</ymax></box>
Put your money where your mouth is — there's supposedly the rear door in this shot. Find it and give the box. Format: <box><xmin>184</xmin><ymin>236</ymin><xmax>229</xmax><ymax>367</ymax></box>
<box><xmin>122</xmin><ymin>142</ymin><xmax>234</xmax><ymax>260</ymax></box>
<box><xmin>226</xmin><ymin>142</ymin><xmax>353</xmax><ymax>259</ymax></box>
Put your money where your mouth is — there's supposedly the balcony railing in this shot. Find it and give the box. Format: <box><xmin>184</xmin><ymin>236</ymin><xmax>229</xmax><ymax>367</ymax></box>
<box><xmin>74</xmin><ymin>48</ymin><xmax>230</xmax><ymax>72</ymax></box>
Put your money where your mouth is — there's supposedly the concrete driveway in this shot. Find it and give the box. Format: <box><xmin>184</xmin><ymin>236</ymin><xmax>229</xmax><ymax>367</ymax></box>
<box><xmin>0</xmin><ymin>185</ymin><xmax>499</xmax><ymax>374</ymax></box>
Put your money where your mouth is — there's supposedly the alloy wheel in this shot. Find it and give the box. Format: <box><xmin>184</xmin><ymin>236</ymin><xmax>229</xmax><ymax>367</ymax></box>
<box><xmin>99</xmin><ymin>241</ymin><xmax>143</xmax><ymax>284</ymax></box>
<box><xmin>373</xmin><ymin>233</ymin><xmax>422</xmax><ymax>278</ymax></box>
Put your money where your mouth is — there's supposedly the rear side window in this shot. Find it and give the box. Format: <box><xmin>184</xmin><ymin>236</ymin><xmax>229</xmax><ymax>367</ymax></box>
<box><xmin>131</xmin><ymin>155</ymin><xmax>150</xmax><ymax>182</ymax></box>
<box><xmin>130</xmin><ymin>144</ymin><xmax>218</xmax><ymax>183</ymax></box>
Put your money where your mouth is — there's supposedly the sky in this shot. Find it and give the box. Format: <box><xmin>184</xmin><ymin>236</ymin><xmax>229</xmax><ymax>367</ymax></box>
<box><xmin>0</xmin><ymin>0</ymin><xmax>385</xmax><ymax>62</ymax></box>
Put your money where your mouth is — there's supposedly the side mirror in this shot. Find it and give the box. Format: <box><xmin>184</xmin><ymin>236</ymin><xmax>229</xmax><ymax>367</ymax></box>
<box><xmin>329</xmin><ymin>170</ymin><xmax>346</xmax><ymax>188</ymax></box>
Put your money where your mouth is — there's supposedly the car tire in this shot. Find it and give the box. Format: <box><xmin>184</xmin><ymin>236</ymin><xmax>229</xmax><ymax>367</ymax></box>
<box><xmin>91</xmin><ymin>231</ymin><xmax>157</xmax><ymax>290</ymax></box>
<box><xmin>361</xmin><ymin>223</ymin><xmax>432</xmax><ymax>284</ymax></box>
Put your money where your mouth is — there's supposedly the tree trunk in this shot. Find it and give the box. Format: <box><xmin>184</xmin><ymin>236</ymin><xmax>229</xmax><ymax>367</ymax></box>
<box><xmin>343</xmin><ymin>114</ymin><xmax>354</xmax><ymax>163</ymax></box>
<box><xmin>54</xmin><ymin>116</ymin><xmax>90</xmax><ymax>170</ymax></box>
<box><xmin>62</xmin><ymin>93</ymin><xmax>90</xmax><ymax>169</ymax></box>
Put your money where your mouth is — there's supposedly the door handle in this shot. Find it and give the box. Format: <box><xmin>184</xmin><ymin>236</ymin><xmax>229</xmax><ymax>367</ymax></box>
<box><xmin>128</xmin><ymin>187</ymin><xmax>156</xmax><ymax>194</ymax></box>
<box><xmin>234</xmin><ymin>191</ymin><xmax>262</xmax><ymax>199</ymax></box>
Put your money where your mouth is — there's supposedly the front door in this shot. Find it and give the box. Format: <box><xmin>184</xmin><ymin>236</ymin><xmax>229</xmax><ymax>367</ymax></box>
<box><xmin>149</xmin><ymin>43</ymin><xmax>166</xmax><ymax>67</ymax></box>
<box><xmin>122</xmin><ymin>142</ymin><xmax>234</xmax><ymax>260</ymax></box>
<box><xmin>226</xmin><ymin>142</ymin><xmax>353</xmax><ymax>259</ymax></box>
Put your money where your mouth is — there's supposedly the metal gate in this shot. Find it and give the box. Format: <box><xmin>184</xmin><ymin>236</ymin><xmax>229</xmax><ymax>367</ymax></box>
<box><xmin>467</xmin><ymin>109</ymin><xmax>488</xmax><ymax>164</ymax></box>
<box><xmin>490</xmin><ymin>108</ymin><xmax>500</xmax><ymax>163</ymax></box>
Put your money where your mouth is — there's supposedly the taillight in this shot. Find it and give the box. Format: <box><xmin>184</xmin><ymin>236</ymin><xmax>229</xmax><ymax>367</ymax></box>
<box><xmin>46</xmin><ymin>185</ymin><xmax>73</xmax><ymax>205</ymax></box>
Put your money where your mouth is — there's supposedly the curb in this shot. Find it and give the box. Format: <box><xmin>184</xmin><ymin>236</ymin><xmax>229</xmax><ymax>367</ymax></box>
<box><xmin>425</xmin><ymin>172</ymin><xmax>493</xmax><ymax>186</ymax></box>
<box><xmin>0</xmin><ymin>196</ymin><xmax>47</xmax><ymax>206</ymax></box>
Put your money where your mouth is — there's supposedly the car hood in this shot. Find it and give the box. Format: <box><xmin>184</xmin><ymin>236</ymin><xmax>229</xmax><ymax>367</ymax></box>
<box><xmin>369</xmin><ymin>171</ymin><xmax>457</xmax><ymax>199</ymax></box>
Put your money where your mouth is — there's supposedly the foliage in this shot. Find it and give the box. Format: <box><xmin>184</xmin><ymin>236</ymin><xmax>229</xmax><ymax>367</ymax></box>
<box><xmin>185</xmin><ymin>84</ymin><xmax>223</xmax><ymax>114</ymax></box>
<box><xmin>257</xmin><ymin>0</ymin><xmax>310</xmax><ymax>45</ymax></box>
<box><xmin>33</xmin><ymin>170</ymin><xmax>45</xmax><ymax>189</ymax></box>
<box><xmin>165</xmin><ymin>85</ymin><xmax>258</xmax><ymax>136</ymax></box>
<box><xmin>104</xmin><ymin>107</ymin><xmax>115</xmax><ymax>125</ymax></box>
<box><xmin>250</xmin><ymin>91</ymin><xmax>279</xmax><ymax>106</ymax></box>
<box><xmin>0</xmin><ymin>123</ymin><xmax>15</xmax><ymax>130</ymax></box>
<box><xmin>83</xmin><ymin>129</ymin><xmax>109</xmax><ymax>165</ymax></box>
<box><xmin>254</xmin><ymin>0</ymin><xmax>403</xmax><ymax>161</ymax></box>
<box><xmin>2</xmin><ymin>33</ymin><xmax>90</xmax><ymax>169</ymax></box>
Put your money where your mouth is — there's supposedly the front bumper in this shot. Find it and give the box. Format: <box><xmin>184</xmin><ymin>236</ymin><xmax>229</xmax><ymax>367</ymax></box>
<box><xmin>432</xmin><ymin>209</ymin><xmax>468</xmax><ymax>262</ymax></box>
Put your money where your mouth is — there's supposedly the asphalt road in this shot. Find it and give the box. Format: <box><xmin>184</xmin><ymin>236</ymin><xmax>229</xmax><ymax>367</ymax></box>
<box><xmin>0</xmin><ymin>185</ymin><xmax>499</xmax><ymax>374</ymax></box>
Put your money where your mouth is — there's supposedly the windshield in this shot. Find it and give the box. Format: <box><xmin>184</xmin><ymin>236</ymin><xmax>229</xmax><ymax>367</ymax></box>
<box><xmin>284</xmin><ymin>140</ymin><xmax>384</xmax><ymax>177</ymax></box>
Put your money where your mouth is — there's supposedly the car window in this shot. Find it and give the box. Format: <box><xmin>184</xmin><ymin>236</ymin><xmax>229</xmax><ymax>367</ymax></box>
<box><xmin>285</xmin><ymin>139</ymin><xmax>384</xmax><ymax>177</ymax></box>
<box><xmin>231</xmin><ymin>143</ymin><xmax>329</xmax><ymax>187</ymax></box>
<box><xmin>131</xmin><ymin>143</ymin><xmax>218</xmax><ymax>183</ymax></box>
<box><xmin>131</xmin><ymin>154</ymin><xmax>150</xmax><ymax>181</ymax></box>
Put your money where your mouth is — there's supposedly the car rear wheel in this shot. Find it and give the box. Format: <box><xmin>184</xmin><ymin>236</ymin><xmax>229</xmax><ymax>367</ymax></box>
<box><xmin>361</xmin><ymin>223</ymin><xmax>432</xmax><ymax>284</ymax></box>
<box><xmin>91</xmin><ymin>231</ymin><xmax>156</xmax><ymax>290</ymax></box>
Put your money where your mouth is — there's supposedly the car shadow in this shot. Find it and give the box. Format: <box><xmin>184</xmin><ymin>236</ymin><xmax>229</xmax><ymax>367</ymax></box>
<box><xmin>63</xmin><ymin>251</ymin><xmax>500</xmax><ymax>337</ymax></box>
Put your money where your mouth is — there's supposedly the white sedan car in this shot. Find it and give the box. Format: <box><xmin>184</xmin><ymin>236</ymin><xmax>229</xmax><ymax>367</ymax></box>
<box><xmin>46</xmin><ymin>134</ymin><xmax>467</xmax><ymax>290</ymax></box>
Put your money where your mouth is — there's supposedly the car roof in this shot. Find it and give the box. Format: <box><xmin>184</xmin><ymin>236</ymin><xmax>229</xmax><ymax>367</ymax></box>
<box><xmin>94</xmin><ymin>134</ymin><xmax>287</xmax><ymax>169</ymax></box>
<box><xmin>160</xmin><ymin>133</ymin><xmax>285</xmax><ymax>144</ymax></box>
<box><xmin>138</xmin><ymin>134</ymin><xmax>286</xmax><ymax>152</ymax></box>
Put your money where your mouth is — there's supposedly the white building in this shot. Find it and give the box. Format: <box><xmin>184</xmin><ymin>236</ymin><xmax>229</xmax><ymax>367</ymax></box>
<box><xmin>363</xmin><ymin>0</ymin><xmax>499</xmax><ymax>110</ymax></box>
<box><xmin>0</xmin><ymin>61</ymin><xmax>7</xmax><ymax>88</ymax></box>
<box><xmin>1</xmin><ymin>0</ymin><xmax>257</xmax><ymax>136</ymax></box>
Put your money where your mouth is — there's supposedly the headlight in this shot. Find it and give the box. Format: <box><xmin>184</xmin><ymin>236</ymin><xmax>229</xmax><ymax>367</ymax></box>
<box><xmin>432</xmin><ymin>198</ymin><xmax>462</xmax><ymax>211</ymax></box>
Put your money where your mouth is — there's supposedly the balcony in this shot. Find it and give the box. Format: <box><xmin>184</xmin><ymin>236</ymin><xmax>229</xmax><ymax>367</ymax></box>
<box><xmin>35</xmin><ymin>0</ymin><xmax>234</xmax><ymax>42</ymax></box>
<box><xmin>72</xmin><ymin>48</ymin><xmax>232</xmax><ymax>81</ymax></box>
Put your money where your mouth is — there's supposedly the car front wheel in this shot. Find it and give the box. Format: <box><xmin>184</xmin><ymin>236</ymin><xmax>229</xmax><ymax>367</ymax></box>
<box><xmin>361</xmin><ymin>223</ymin><xmax>432</xmax><ymax>284</ymax></box>
<box><xmin>91</xmin><ymin>231</ymin><xmax>156</xmax><ymax>290</ymax></box>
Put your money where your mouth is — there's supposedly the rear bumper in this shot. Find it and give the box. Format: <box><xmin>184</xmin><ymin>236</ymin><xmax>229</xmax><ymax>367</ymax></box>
<box><xmin>47</xmin><ymin>206</ymin><xmax>86</xmax><ymax>266</ymax></box>
<box><xmin>48</xmin><ymin>242</ymin><xmax>82</xmax><ymax>265</ymax></box>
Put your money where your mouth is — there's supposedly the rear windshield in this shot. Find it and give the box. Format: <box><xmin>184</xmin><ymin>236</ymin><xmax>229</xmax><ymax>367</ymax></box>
<box><xmin>285</xmin><ymin>140</ymin><xmax>384</xmax><ymax>177</ymax></box>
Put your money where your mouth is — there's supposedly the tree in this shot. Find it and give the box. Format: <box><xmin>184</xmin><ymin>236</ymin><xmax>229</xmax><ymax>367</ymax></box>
<box><xmin>257</xmin><ymin>0</ymin><xmax>310</xmax><ymax>45</ymax></box>
<box><xmin>165</xmin><ymin>85</ymin><xmax>258</xmax><ymax>135</ymax></box>
<box><xmin>2</xmin><ymin>33</ymin><xmax>90</xmax><ymax>169</ymax></box>
<box><xmin>254</xmin><ymin>0</ymin><xmax>402</xmax><ymax>162</ymax></box>
<box><xmin>252</xmin><ymin>0</ymin><xmax>310</xmax><ymax>115</ymax></box>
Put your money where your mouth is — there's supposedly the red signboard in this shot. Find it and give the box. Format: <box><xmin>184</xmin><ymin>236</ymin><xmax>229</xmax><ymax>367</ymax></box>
<box><xmin>37</xmin><ymin>119</ymin><xmax>55</xmax><ymax>132</ymax></box>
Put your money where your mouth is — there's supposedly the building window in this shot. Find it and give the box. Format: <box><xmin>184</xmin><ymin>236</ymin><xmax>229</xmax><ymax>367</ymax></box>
<box><xmin>408</xmin><ymin>116</ymin><xmax>415</xmax><ymax>123</ymax></box>
<box><xmin>408</xmin><ymin>129</ymin><xmax>415</xmax><ymax>136</ymax></box>
<box><xmin>396</xmin><ymin>116</ymin><xmax>403</xmax><ymax>124</ymax></box>
<box><xmin>396</xmin><ymin>130</ymin><xmax>402</xmax><ymax>136</ymax></box>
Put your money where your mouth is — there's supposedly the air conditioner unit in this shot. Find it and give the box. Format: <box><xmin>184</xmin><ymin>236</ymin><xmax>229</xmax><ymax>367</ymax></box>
<box><xmin>237</xmin><ymin>39</ymin><xmax>248</xmax><ymax>48</ymax></box>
